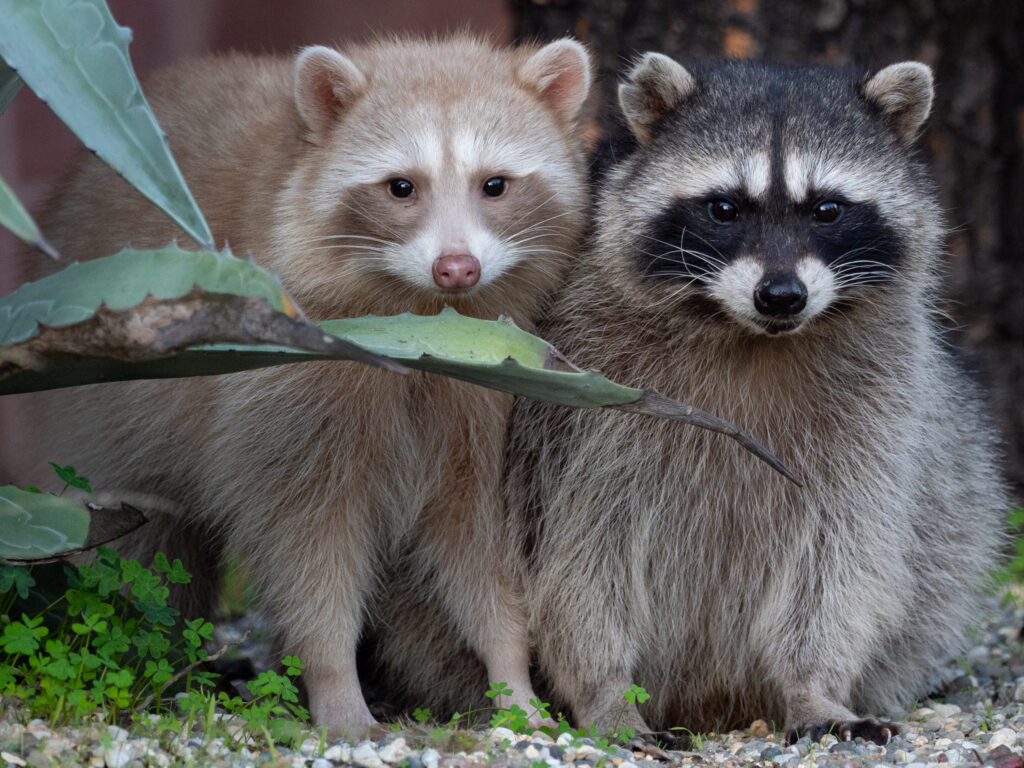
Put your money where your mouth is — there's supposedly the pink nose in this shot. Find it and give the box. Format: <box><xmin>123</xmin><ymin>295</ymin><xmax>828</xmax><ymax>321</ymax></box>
<box><xmin>432</xmin><ymin>252</ymin><xmax>480</xmax><ymax>290</ymax></box>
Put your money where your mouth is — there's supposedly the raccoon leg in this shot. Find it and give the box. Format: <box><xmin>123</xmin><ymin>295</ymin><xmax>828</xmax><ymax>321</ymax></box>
<box><xmin>414</xmin><ymin>492</ymin><xmax>542</xmax><ymax>718</ymax></box>
<box><xmin>412</xmin><ymin>399</ymin><xmax>544</xmax><ymax>721</ymax></box>
<box><xmin>534</xmin><ymin>610</ymin><xmax>650</xmax><ymax>736</ymax></box>
<box><xmin>234</xmin><ymin>503</ymin><xmax>381</xmax><ymax>739</ymax></box>
<box><xmin>762</xmin><ymin>586</ymin><xmax>902</xmax><ymax>745</ymax></box>
<box><xmin>784</xmin><ymin>679</ymin><xmax>897</xmax><ymax>743</ymax></box>
<box><xmin>529</xmin><ymin>558</ymin><xmax>651</xmax><ymax>736</ymax></box>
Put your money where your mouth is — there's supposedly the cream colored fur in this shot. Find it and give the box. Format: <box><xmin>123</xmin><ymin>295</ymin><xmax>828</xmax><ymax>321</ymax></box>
<box><xmin>18</xmin><ymin>35</ymin><xmax>591</xmax><ymax>736</ymax></box>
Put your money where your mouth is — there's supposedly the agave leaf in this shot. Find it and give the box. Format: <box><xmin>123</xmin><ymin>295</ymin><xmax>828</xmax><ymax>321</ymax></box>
<box><xmin>0</xmin><ymin>245</ymin><xmax>401</xmax><ymax>377</ymax></box>
<box><xmin>0</xmin><ymin>486</ymin><xmax>90</xmax><ymax>561</ymax></box>
<box><xmin>0</xmin><ymin>57</ymin><xmax>22</xmax><ymax>113</ymax></box>
<box><xmin>0</xmin><ymin>487</ymin><xmax>148</xmax><ymax>563</ymax></box>
<box><xmin>0</xmin><ymin>172</ymin><xmax>58</xmax><ymax>258</ymax></box>
<box><xmin>0</xmin><ymin>294</ymin><xmax>796</xmax><ymax>480</ymax></box>
<box><xmin>0</xmin><ymin>0</ymin><xmax>213</xmax><ymax>247</ymax></box>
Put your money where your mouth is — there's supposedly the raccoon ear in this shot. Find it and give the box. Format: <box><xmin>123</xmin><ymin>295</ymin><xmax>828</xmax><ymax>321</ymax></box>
<box><xmin>519</xmin><ymin>38</ymin><xmax>593</xmax><ymax>124</ymax></box>
<box><xmin>294</xmin><ymin>45</ymin><xmax>367</xmax><ymax>141</ymax></box>
<box><xmin>618</xmin><ymin>52</ymin><xmax>697</xmax><ymax>143</ymax></box>
<box><xmin>863</xmin><ymin>62</ymin><xmax>934</xmax><ymax>144</ymax></box>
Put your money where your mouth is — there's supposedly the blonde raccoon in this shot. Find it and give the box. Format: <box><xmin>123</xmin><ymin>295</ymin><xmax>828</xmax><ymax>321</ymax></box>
<box><xmin>19</xmin><ymin>35</ymin><xmax>592</xmax><ymax>736</ymax></box>
<box><xmin>503</xmin><ymin>55</ymin><xmax>1009</xmax><ymax>743</ymax></box>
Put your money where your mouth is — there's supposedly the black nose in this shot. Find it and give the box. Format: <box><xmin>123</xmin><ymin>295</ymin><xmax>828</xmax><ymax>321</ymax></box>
<box><xmin>753</xmin><ymin>275</ymin><xmax>808</xmax><ymax>317</ymax></box>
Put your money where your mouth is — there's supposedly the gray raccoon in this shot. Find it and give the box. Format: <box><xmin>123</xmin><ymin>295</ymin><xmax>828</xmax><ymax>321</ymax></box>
<box><xmin>504</xmin><ymin>55</ymin><xmax>1010</xmax><ymax>742</ymax></box>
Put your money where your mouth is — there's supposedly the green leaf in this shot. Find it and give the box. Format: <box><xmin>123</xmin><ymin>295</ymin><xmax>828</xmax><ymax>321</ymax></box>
<box><xmin>0</xmin><ymin>246</ymin><xmax>400</xmax><ymax>388</ymax></box>
<box><xmin>0</xmin><ymin>246</ymin><xmax>294</xmax><ymax>344</ymax></box>
<box><xmin>269</xmin><ymin>718</ymin><xmax>304</xmax><ymax>744</ymax></box>
<box><xmin>0</xmin><ymin>173</ymin><xmax>58</xmax><ymax>258</ymax></box>
<box><xmin>318</xmin><ymin>310</ymin><xmax>639</xmax><ymax>409</ymax></box>
<box><xmin>0</xmin><ymin>249</ymin><xmax>794</xmax><ymax>481</ymax></box>
<box><xmin>412</xmin><ymin>707</ymin><xmax>431</xmax><ymax>724</ymax></box>
<box><xmin>144</xmin><ymin>658</ymin><xmax>173</xmax><ymax>685</ymax></box>
<box><xmin>0</xmin><ymin>486</ymin><xmax>89</xmax><ymax>560</ymax></box>
<box><xmin>0</xmin><ymin>0</ymin><xmax>212</xmax><ymax>246</ymax></box>
<box><xmin>0</xmin><ymin>57</ymin><xmax>22</xmax><ymax>113</ymax></box>
<box><xmin>136</xmin><ymin>599</ymin><xmax>176</xmax><ymax>627</ymax></box>
<box><xmin>0</xmin><ymin>563</ymin><xmax>35</xmax><ymax>598</ymax></box>
<box><xmin>48</xmin><ymin>462</ymin><xmax>92</xmax><ymax>493</ymax></box>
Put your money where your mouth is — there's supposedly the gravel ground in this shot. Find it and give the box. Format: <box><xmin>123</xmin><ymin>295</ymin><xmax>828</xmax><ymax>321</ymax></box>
<box><xmin>4</xmin><ymin>594</ymin><xmax>1024</xmax><ymax>768</ymax></box>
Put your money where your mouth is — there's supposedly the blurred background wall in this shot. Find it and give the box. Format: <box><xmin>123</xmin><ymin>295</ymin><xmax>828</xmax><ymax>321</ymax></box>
<box><xmin>2</xmin><ymin>0</ymin><xmax>1022</xmax><ymax>495</ymax></box>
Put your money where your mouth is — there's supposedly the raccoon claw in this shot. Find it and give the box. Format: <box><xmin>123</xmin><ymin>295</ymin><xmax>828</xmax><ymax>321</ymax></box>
<box><xmin>786</xmin><ymin>718</ymin><xmax>898</xmax><ymax>745</ymax></box>
<box><xmin>629</xmin><ymin>730</ymin><xmax>689</xmax><ymax>758</ymax></box>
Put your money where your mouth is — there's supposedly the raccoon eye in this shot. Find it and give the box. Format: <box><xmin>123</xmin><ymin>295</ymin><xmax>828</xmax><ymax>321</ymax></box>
<box><xmin>388</xmin><ymin>179</ymin><xmax>415</xmax><ymax>199</ymax></box>
<box><xmin>708</xmin><ymin>199</ymin><xmax>738</xmax><ymax>224</ymax></box>
<box><xmin>813</xmin><ymin>201</ymin><xmax>842</xmax><ymax>224</ymax></box>
<box><xmin>482</xmin><ymin>177</ymin><xmax>508</xmax><ymax>198</ymax></box>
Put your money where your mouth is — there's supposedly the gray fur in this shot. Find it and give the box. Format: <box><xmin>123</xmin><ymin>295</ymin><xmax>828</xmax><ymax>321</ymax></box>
<box><xmin>502</xmin><ymin>57</ymin><xmax>1010</xmax><ymax>736</ymax></box>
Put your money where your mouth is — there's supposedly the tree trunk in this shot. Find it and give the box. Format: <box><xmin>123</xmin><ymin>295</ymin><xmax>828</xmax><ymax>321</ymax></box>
<box><xmin>513</xmin><ymin>0</ymin><xmax>1024</xmax><ymax>495</ymax></box>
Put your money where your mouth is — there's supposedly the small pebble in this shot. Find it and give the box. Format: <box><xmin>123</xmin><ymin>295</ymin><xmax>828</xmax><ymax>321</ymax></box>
<box><xmin>491</xmin><ymin>728</ymin><xmax>518</xmax><ymax>744</ymax></box>
<box><xmin>931</xmin><ymin>703</ymin><xmax>962</xmax><ymax>718</ymax></box>
<box><xmin>104</xmin><ymin>742</ymin><xmax>137</xmax><ymax>768</ymax></box>
<box><xmin>748</xmin><ymin>719</ymin><xmax>770</xmax><ymax>738</ymax></box>
<box><xmin>323</xmin><ymin>745</ymin><xmax>350</xmax><ymax>762</ymax></box>
<box><xmin>351</xmin><ymin>742</ymin><xmax>384</xmax><ymax>768</ymax></box>
<box><xmin>379</xmin><ymin>737</ymin><xmax>410</xmax><ymax>764</ymax></box>
<box><xmin>828</xmin><ymin>741</ymin><xmax>859</xmax><ymax>755</ymax></box>
<box><xmin>987</xmin><ymin>727</ymin><xmax>1019</xmax><ymax>750</ymax></box>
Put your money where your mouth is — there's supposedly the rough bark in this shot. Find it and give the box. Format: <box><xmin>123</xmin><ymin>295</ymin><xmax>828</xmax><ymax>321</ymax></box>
<box><xmin>513</xmin><ymin>0</ymin><xmax>1024</xmax><ymax>494</ymax></box>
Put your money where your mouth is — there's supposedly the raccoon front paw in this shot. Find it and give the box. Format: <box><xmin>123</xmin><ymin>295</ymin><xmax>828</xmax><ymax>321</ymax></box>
<box><xmin>629</xmin><ymin>730</ymin><xmax>690</xmax><ymax>757</ymax></box>
<box><xmin>786</xmin><ymin>718</ymin><xmax>898</xmax><ymax>745</ymax></box>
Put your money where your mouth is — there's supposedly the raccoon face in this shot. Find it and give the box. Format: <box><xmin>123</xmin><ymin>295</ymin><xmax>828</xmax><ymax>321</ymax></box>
<box><xmin>608</xmin><ymin>54</ymin><xmax>936</xmax><ymax>336</ymax></box>
<box><xmin>289</xmin><ymin>38</ymin><xmax>591</xmax><ymax>310</ymax></box>
<box><xmin>643</xmin><ymin>186</ymin><xmax>904</xmax><ymax>335</ymax></box>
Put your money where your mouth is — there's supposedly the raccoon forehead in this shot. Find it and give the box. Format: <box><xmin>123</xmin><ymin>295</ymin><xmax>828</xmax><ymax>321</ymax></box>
<box><xmin>324</xmin><ymin>132</ymin><xmax>555</xmax><ymax>187</ymax></box>
<box><xmin>628</xmin><ymin>144</ymin><xmax>906</xmax><ymax>212</ymax></box>
<box><xmin>315</xmin><ymin>121</ymin><xmax>568</xmax><ymax>197</ymax></box>
<box><xmin>782</xmin><ymin>152</ymin><xmax>894</xmax><ymax>204</ymax></box>
<box><xmin>635</xmin><ymin>152</ymin><xmax>772</xmax><ymax>200</ymax></box>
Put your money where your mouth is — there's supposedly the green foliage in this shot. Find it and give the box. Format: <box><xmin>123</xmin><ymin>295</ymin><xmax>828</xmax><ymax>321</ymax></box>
<box><xmin>0</xmin><ymin>247</ymin><xmax>295</xmax><ymax>347</ymax></box>
<box><xmin>48</xmin><ymin>462</ymin><xmax>92</xmax><ymax>494</ymax></box>
<box><xmin>0</xmin><ymin>0</ymin><xmax>213</xmax><ymax>246</ymax></box>
<box><xmin>0</xmin><ymin>483</ymin><xmax>90</xmax><ymax>560</ymax></box>
<box><xmin>0</xmin><ymin>58</ymin><xmax>21</xmax><ymax>113</ymax></box>
<box><xmin>623</xmin><ymin>682</ymin><xmax>650</xmax><ymax>705</ymax></box>
<box><xmin>0</xmin><ymin>547</ymin><xmax>208</xmax><ymax>725</ymax></box>
<box><xmin>209</xmin><ymin>664</ymin><xmax>309</xmax><ymax>748</ymax></box>
<box><xmin>0</xmin><ymin>173</ymin><xmax>55</xmax><ymax>258</ymax></box>
<box><xmin>411</xmin><ymin>681</ymin><xmax>666</xmax><ymax>756</ymax></box>
<box><xmin>1000</xmin><ymin>507</ymin><xmax>1024</xmax><ymax>583</ymax></box>
<box><xmin>1</xmin><ymin>542</ymin><xmax>311</xmax><ymax>751</ymax></box>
